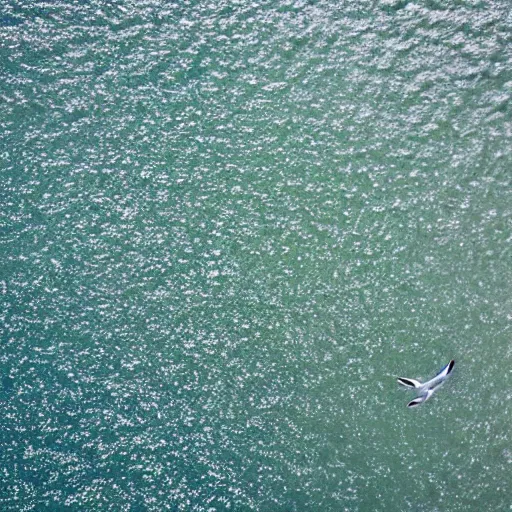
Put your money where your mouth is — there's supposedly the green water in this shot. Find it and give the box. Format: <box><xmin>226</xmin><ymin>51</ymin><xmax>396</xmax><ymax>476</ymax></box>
<box><xmin>1</xmin><ymin>0</ymin><xmax>511</xmax><ymax>510</ymax></box>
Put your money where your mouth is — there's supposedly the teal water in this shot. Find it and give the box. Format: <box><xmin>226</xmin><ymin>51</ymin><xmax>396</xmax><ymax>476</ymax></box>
<box><xmin>1</xmin><ymin>0</ymin><xmax>511</xmax><ymax>510</ymax></box>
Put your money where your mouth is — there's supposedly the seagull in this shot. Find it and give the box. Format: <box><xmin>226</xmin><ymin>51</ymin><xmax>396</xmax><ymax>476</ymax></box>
<box><xmin>397</xmin><ymin>360</ymin><xmax>455</xmax><ymax>408</ymax></box>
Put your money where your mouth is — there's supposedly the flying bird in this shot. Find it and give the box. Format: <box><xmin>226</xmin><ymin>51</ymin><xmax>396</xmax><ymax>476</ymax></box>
<box><xmin>397</xmin><ymin>360</ymin><xmax>455</xmax><ymax>408</ymax></box>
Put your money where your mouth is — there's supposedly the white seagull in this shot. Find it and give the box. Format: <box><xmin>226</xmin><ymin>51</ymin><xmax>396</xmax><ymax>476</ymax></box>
<box><xmin>397</xmin><ymin>360</ymin><xmax>455</xmax><ymax>408</ymax></box>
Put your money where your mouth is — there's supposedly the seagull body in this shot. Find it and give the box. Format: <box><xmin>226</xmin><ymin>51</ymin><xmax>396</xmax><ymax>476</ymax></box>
<box><xmin>397</xmin><ymin>360</ymin><xmax>455</xmax><ymax>408</ymax></box>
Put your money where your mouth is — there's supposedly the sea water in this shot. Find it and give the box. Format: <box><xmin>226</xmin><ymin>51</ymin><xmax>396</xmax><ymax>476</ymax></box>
<box><xmin>1</xmin><ymin>0</ymin><xmax>511</xmax><ymax>510</ymax></box>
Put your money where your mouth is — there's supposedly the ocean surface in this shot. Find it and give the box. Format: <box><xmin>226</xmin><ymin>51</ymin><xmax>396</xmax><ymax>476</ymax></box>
<box><xmin>1</xmin><ymin>0</ymin><xmax>511</xmax><ymax>510</ymax></box>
